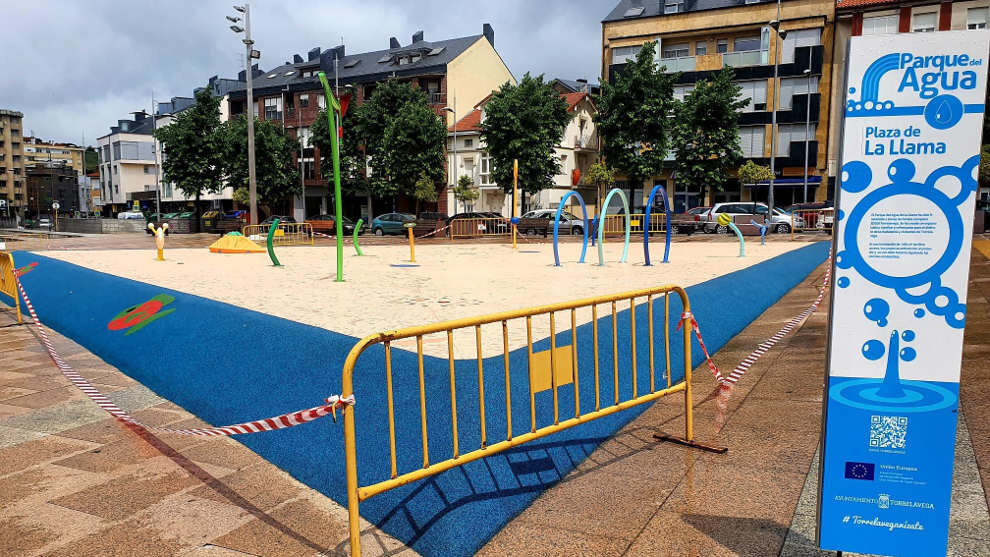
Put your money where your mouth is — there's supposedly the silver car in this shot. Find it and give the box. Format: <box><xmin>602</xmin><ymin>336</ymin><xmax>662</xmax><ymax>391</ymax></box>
<box><xmin>704</xmin><ymin>202</ymin><xmax>806</xmax><ymax>234</ymax></box>
<box><xmin>522</xmin><ymin>209</ymin><xmax>586</xmax><ymax>235</ymax></box>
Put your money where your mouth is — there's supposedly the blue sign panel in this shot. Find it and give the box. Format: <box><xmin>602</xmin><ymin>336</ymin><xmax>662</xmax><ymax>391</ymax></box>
<box><xmin>819</xmin><ymin>31</ymin><xmax>989</xmax><ymax>556</ymax></box>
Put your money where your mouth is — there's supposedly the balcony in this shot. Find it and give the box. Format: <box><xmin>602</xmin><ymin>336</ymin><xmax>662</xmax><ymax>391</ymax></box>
<box><xmin>659</xmin><ymin>56</ymin><xmax>696</xmax><ymax>73</ymax></box>
<box><xmin>573</xmin><ymin>134</ymin><xmax>598</xmax><ymax>152</ymax></box>
<box><xmin>427</xmin><ymin>92</ymin><xmax>446</xmax><ymax>106</ymax></box>
<box><xmin>722</xmin><ymin>49</ymin><xmax>766</xmax><ymax>68</ymax></box>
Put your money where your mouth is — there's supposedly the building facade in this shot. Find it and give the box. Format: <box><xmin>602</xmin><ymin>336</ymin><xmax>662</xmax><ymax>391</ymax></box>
<box><xmin>224</xmin><ymin>24</ymin><xmax>515</xmax><ymax>221</ymax></box>
<box><xmin>23</xmin><ymin>137</ymin><xmax>85</xmax><ymax>176</ymax></box>
<box><xmin>96</xmin><ymin>112</ymin><xmax>158</xmax><ymax>215</ymax></box>
<box><xmin>829</xmin><ymin>0</ymin><xmax>990</xmax><ymax>201</ymax></box>
<box><xmin>446</xmin><ymin>92</ymin><xmax>601</xmax><ymax>215</ymax></box>
<box><xmin>0</xmin><ymin>109</ymin><xmax>25</xmax><ymax>216</ymax></box>
<box><xmin>603</xmin><ymin>0</ymin><xmax>835</xmax><ymax>211</ymax></box>
<box><xmin>26</xmin><ymin>165</ymin><xmax>79</xmax><ymax>216</ymax></box>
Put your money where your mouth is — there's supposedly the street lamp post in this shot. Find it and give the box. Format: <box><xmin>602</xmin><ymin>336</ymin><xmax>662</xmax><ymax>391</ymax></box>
<box><xmin>229</xmin><ymin>4</ymin><xmax>259</xmax><ymax>224</ymax></box>
<box><xmin>441</xmin><ymin>103</ymin><xmax>457</xmax><ymax>213</ymax></box>
<box><xmin>767</xmin><ymin>0</ymin><xmax>786</xmax><ymax>229</ymax></box>
<box><xmin>802</xmin><ymin>66</ymin><xmax>812</xmax><ymax>204</ymax></box>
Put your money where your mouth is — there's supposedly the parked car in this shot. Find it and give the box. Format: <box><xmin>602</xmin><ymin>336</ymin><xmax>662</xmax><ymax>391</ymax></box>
<box><xmin>417</xmin><ymin>211</ymin><xmax>447</xmax><ymax>222</ymax></box>
<box><xmin>261</xmin><ymin>215</ymin><xmax>296</xmax><ymax>225</ymax></box>
<box><xmin>520</xmin><ymin>209</ymin><xmax>585</xmax><ymax>235</ymax></box>
<box><xmin>666</xmin><ymin>212</ymin><xmax>704</xmax><ymax>235</ymax></box>
<box><xmin>37</xmin><ymin>216</ymin><xmax>52</xmax><ymax>229</ymax></box>
<box><xmin>305</xmin><ymin>214</ymin><xmax>361</xmax><ymax>235</ymax></box>
<box><xmin>784</xmin><ymin>201</ymin><xmax>835</xmax><ymax>232</ymax></box>
<box><xmin>371</xmin><ymin>212</ymin><xmax>416</xmax><ymax>235</ymax></box>
<box><xmin>687</xmin><ymin>206</ymin><xmax>711</xmax><ymax>219</ymax></box>
<box><xmin>117</xmin><ymin>211</ymin><xmax>145</xmax><ymax>220</ymax></box>
<box><xmin>703</xmin><ymin>202</ymin><xmax>806</xmax><ymax>234</ymax></box>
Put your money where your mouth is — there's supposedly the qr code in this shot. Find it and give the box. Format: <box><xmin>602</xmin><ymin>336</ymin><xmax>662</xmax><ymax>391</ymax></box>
<box><xmin>870</xmin><ymin>415</ymin><xmax>908</xmax><ymax>449</ymax></box>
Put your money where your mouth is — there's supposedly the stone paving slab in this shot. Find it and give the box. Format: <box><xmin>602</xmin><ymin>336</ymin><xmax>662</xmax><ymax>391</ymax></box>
<box><xmin>0</xmin><ymin>309</ymin><xmax>413</xmax><ymax>556</ymax></box>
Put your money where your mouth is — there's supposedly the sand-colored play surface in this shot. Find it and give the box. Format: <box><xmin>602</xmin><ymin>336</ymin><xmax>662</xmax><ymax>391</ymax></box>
<box><xmin>43</xmin><ymin>240</ymin><xmax>808</xmax><ymax>357</ymax></box>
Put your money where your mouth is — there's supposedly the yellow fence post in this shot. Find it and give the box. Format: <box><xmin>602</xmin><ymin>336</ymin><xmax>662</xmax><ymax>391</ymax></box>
<box><xmin>0</xmin><ymin>252</ymin><xmax>22</xmax><ymax>324</ymax></box>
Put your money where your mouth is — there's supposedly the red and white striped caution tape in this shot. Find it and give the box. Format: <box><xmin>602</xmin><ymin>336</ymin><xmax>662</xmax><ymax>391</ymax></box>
<box><xmin>12</xmin><ymin>271</ymin><xmax>354</xmax><ymax>436</ymax></box>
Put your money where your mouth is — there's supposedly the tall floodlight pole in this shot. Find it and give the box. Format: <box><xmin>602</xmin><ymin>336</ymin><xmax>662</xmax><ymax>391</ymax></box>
<box><xmin>802</xmin><ymin>66</ymin><xmax>812</xmax><ymax>204</ymax></box>
<box><xmin>152</xmin><ymin>92</ymin><xmax>161</xmax><ymax>220</ymax></box>
<box><xmin>768</xmin><ymin>0</ymin><xmax>785</xmax><ymax>227</ymax></box>
<box><xmin>441</xmin><ymin>105</ymin><xmax>456</xmax><ymax>212</ymax></box>
<box><xmin>230</xmin><ymin>4</ymin><xmax>259</xmax><ymax>224</ymax></box>
<box><xmin>318</xmin><ymin>71</ymin><xmax>345</xmax><ymax>282</ymax></box>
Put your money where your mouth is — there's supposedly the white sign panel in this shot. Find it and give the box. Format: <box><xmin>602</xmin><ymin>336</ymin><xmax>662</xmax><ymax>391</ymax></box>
<box><xmin>819</xmin><ymin>31</ymin><xmax>988</xmax><ymax>556</ymax></box>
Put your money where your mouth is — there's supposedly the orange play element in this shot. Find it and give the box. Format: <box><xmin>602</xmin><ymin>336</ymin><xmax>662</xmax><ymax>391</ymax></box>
<box><xmin>208</xmin><ymin>232</ymin><xmax>265</xmax><ymax>254</ymax></box>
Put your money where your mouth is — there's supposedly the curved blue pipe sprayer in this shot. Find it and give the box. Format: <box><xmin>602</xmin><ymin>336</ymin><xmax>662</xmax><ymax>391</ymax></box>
<box><xmin>597</xmin><ymin>188</ymin><xmax>630</xmax><ymax>266</ymax></box>
<box><xmin>643</xmin><ymin>184</ymin><xmax>672</xmax><ymax>266</ymax></box>
<box><xmin>552</xmin><ymin>191</ymin><xmax>589</xmax><ymax>266</ymax></box>
<box><xmin>589</xmin><ymin>216</ymin><xmax>599</xmax><ymax>247</ymax></box>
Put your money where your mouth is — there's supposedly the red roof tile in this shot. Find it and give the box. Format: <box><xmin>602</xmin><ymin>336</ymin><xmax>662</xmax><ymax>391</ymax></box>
<box><xmin>449</xmin><ymin>109</ymin><xmax>481</xmax><ymax>132</ymax></box>
<box><xmin>836</xmin><ymin>0</ymin><xmax>899</xmax><ymax>9</ymax></box>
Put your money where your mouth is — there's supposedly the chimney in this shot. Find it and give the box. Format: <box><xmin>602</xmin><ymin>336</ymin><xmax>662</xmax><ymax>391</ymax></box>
<box><xmin>332</xmin><ymin>44</ymin><xmax>345</xmax><ymax>59</ymax></box>
<box><xmin>483</xmin><ymin>23</ymin><xmax>494</xmax><ymax>46</ymax></box>
<box><xmin>237</xmin><ymin>69</ymin><xmax>246</xmax><ymax>81</ymax></box>
<box><xmin>293</xmin><ymin>54</ymin><xmax>303</xmax><ymax>64</ymax></box>
<box><xmin>390</xmin><ymin>37</ymin><xmax>400</xmax><ymax>49</ymax></box>
<box><xmin>251</xmin><ymin>63</ymin><xmax>263</xmax><ymax>78</ymax></box>
<box><xmin>577</xmin><ymin>78</ymin><xmax>588</xmax><ymax>93</ymax></box>
<box><xmin>308</xmin><ymin>47</ymin><xmax>321</xmax><ymax>61</ymax></box>
<box><xmin>412</xmin><ymin>30</ymin><xmax>424</xmax><ymax>43</ymax></box>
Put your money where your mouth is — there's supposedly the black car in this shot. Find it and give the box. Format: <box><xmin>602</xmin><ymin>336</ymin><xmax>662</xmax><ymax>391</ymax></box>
<box><xmin>261</xmin><ymin>215</ymin><xmax>296</xmax><ymax>225</ymax></box>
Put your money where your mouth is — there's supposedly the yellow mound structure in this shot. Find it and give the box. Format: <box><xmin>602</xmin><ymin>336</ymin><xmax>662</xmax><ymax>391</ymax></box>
<box><xmin>209</xmin><ymin>232</ymin><xmax>265</xmax><ymax>254</ymax></box>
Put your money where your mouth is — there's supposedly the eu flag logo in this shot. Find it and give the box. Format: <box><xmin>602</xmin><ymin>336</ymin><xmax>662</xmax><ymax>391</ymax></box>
<box><xmin>844</xmin><ymin>461</ymin><xmax>875</xmax><ymax>480</ymax></box>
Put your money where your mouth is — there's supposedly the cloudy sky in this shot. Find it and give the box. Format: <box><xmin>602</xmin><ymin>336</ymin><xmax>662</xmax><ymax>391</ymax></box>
<box><xmin>1</xmin><ymin>0</ymin><xmax>609</xmax><ymax>144</ymax></box>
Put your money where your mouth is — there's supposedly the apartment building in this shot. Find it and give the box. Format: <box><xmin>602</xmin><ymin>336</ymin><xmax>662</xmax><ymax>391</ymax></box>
<box><xmin>23</xmin><ymin>137</ymin><xmax>85</xmax><ymax>176</ymax></box>
<box><xmin>0</xmin><ymin>109</ymin><xmax>25</xmax><ymax>215</ymax></box>
<box><xmin>446</xmin><ymin>92</ymin><xmax>600</xmax><ymax>214</ymax></box>
<box><xmin>26</xmin><ymin>165</ymin><xmax>79</xmax><ymax>216</ymax></box>
<box><xmin>603</xmin><ymin>0</ymin><xmax>835</xmax><ymax>211</ymax></box>
<box><xmin>224</xmin><ymin>24</ymin><xmax>515</xmax><ymax>220</ymax></box>
<box><xmin>829</xmin><ymin>0</ymin><xmax>990</xmax><ymax>201</ymax></box>
<box><xmin>96</xmin><ymin>112</ymin><xmax>158</xmax><ymax>215</ymax></box>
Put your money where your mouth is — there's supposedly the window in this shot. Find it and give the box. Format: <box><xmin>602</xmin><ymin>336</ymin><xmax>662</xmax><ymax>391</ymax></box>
<box><xmin>463</xmin><ymin>138</ymin><xmax>474</xmax><ymax>148</ymax></box>
<box><xmin>739</xmin><ymin>127</ymin><xmax>765</xmax><ymax>158</ymax></box>
<box><xmin>318</xmin><ymin>94</ymin><xmax>326</xmax><ymax>109</ymax></box>
<box><xmin>299</xmin><ymin>94</ymin><xmax>309</xmax><ymax>108</ymax></box>
<box><xmin>112</xmin><ymin>141</ymin><xmax>121</xmax><ymax>160</ymax></box>
<box><xmin>479</xmin><ymin>153</ymin><xmax>493</xmax><ymax>186</ymax></box>
<box><xmin>253</xmin><ymin>101</ymin><xmax>259</xmax><ymax>118</ymax></box>
<box><xmin>664</xmin><ymin>0</ymin><xmax>683</xmax><ymax>14</ymax></box>
<box><xmin>144</xmin><ymin>165</ymin><xmax>155</xmax><ymax>174</ymax></box>
<box><xmin>113</xmin><ymin>165</ymin><xmax>118</xmax><ymax>175</ymax></box>
<box><xmin>661</xmin><ymin>43</ymin><xmax>690</xmax><ymax>58</ymax></box>
<box><xmin>734</xmin><ymin>36</ymin><xmax>761</xmax><ymax>52</ymax></box>
<box><xmin>968</xmin><ymin>7</ymin><xmax>988</xmax><ymax>29</ymax></box>
<box><xmin>912</xmin><ymin>12</ymin><xmax>936</xmax><ymax>33</ymax></box>
<box><xmin>781</xmin><ymin>28</ymin><xmax>821</xmax><ymax>63</ymax></box>
<box><xmin>673</xmin><ymin>85</ymin><xmax>695</xmax><ymax>101</ymax></box>
<box><xmin>776</xmin><ymin>124</ymin><xmax>817</xmax><ymax>154</ymax></box>
<box><xmin>264</xmin><ymin>97</ymin><xmax>283</xmax><ymax>120</ymax></box>
<box><xmin>624</xmin><ymin>6</ymin><xmax>645</xmax><ymax>17</ymax></box>
<box><xmin>695</xmin><ymin>41</ymin><xmax>707</xmax><ymax>56</ymax></box>
<box><xmin>863</xmin><ymin>14</ymin><xmax>899</xmax><ymax>35</ymax></box>
<box><xmin>611</xmin><ymin>45</ymin><xmax>641</xmax><ymax>64</ymax></box>
<box><xmin>297</xmin><ymin>127</ymin><xmax>312</xmax><ymax>148</ymax></box>
<box><xmin>745</xmin><ymin>0</ymin><xmax>760</xmax><ymax>3</ymax></box>
<box><xmin>737</xmin><ymin>80</ymin><xmax>767</xmax><ymax>111</ymax></box>
<box><xmin>778</xmin><ymin>76</ymin><xmax>818</xmax><ymax>110</ymax></box>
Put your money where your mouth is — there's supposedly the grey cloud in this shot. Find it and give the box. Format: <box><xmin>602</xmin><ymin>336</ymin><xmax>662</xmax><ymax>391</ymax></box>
<box><xmin>0</xmin><ymin>0</ymin><xmax>608</xmax><ymax>143</ymax></box>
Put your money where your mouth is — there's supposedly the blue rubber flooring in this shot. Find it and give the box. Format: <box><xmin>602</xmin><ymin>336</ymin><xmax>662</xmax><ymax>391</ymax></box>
<box><xmin>2</xmin><ymin>242</ymin><xmax>828</xmax><ymax>556</ymax></box>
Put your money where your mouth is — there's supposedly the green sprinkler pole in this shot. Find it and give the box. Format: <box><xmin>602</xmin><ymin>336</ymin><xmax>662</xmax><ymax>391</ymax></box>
<box><xmin>318</xmin><ymin>71</ymin><xmax>344</xmax><ymax>282</ymax></box>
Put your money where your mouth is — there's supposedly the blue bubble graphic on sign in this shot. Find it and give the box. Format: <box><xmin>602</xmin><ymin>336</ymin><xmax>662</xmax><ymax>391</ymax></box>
<box><xmin>836</xmin><ymin>157</ymin><xmax>978</xmax><ymax>329</ymax></box>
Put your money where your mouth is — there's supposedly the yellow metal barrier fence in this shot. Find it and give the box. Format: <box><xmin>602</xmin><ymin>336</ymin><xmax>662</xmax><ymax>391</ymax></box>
<box><xmin>0</xmin><ymin>251</ymin><xmax>22</xmax><ymax>323</ymax></box>
<box><xmin>340</xmin><ymin>285</ymin><xmax>700</xmax><ymax>555</ymax></box>
<box><xmin>241</xmin><ymin>222</ymin><xmax>314</xmax><ymax>246</ymax></box>
<box><xmin>601</xmin><ymin>213</ymin><xmax>666</xmax><ymax>236</ymax></box>
<box><xmin>448</xmin><ymin>217</ymin><xmax>511</xmax><ymax>239</ymax></box>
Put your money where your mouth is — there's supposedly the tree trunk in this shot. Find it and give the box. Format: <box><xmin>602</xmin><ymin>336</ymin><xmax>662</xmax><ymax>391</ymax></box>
<box><xmin>194</xmin><ymin>190</ymin><xmax>201</xmax><ymax>233</ymax></box>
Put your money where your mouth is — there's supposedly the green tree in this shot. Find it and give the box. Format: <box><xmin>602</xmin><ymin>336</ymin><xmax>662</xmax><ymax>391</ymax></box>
<box><xmin>595</xmin><ymin>42</ymin><xmax>678</xmax><ymax>192</ymax></box>
<box><xmin>737</xmin><ymin>160</ymin><xmax>774</xmax><ymax>187</ymax></box>
<box><xmin>671</xmin><ymin>68</ymin><xmax>749</xmax><ymax>200</ymax></box>
<box><xmin>412</xmin><ymin>173</ymin><xmax>439</xmax><ymax>214</ymax></box>
<box><xmin>154</xmin><ymin>88</ymin><xmax>226</xmax><ymax>228</ymax></box>
<box><xmin>377</xmin><ymin>101</ymin><xmax>447</xmax><ymax>199</ymax></box>
<box><xmin>222</xmin><ymin>116</ymin><xmax>301</xmax><ymax>210</ymax></box>
<box><xmin>312</xmin><ymin>108</ymin><xmax>369</xmax><ymax>211</ymax></box>
<box><xmin>583</xmin><ymin>161</ymin><xmax>615</xmax><ymax>214</ymax></box>
<box><xmin>479</xmin><ymin>73</ymin><xmax>571</xmax><ymax>203</ymax></box>
<box><xmin>452</xmin><ymin>174</ymin><xmax>480</xmax><ymax>212</ymax></box>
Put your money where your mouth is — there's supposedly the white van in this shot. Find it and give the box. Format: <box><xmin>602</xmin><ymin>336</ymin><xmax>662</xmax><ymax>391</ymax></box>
<box><xmin>703</xmin><ymin>202</ymin><xmax>806</xmax><ymax>234</ymax></box>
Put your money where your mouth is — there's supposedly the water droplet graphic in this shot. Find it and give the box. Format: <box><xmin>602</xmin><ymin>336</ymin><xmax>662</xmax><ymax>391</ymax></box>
<box><xmin>862</xmin><ymin>339</ymin><xmax>885</xmax><ymax>360</ymax></box>
<box><xmin>864</xmin><ymin>298</ymin><xmax>890</xmax><ymax>325</ymax></box>
<box><xmin>838</xmin><ymin>277</ymin><xmax>850</xmax><ymax>288</ymax></box>
<box><xmin>914</xmin><ymin>308</ymin><xmax>925</xmax><ymax>318</ymax></box>
<box><xmin>902</xmin><ymin>330</ymin><xmax>915</xmax><ymax>342</ymax></box>
<box><xmin>900</xmin><ymin>347</ymin><xmax>917</xmax><ymax>362</ymax></box>
<box><xmin>935</xmin><ymin>100</ymin><xmax>950</xmax><ymax>123</ymax></box>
